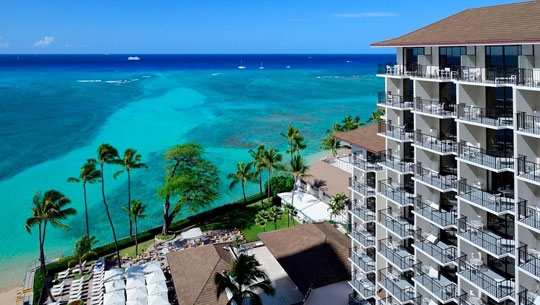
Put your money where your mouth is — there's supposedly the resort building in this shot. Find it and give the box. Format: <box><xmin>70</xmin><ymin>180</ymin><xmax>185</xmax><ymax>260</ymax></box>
<box><xmin>341</xmin><ymin>1</ymin><xmax>540</xmax><ymax>305</ymax></box>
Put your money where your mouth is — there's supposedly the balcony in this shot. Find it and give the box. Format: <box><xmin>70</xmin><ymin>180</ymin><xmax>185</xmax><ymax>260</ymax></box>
<box><xmin>379</xmin><ymin>179</ymin><xmax>415</xmax><ymax>207</ymax></box>
<box><xmin>377</xmin><ymin>91</ymin><xmax>414</xmax><ymax>110</ymax></box>
<box><xmin>414</xmin><ymin>163</ymin><xmax>457</xmax><ymax>191</ymax></box>
<box><xmin>379</xmin><ymin>267</ymin><xmax>415</xmax><ymax>304</ymax></box>
<box><xmin>413</xmin><ymin>264</ymin><xmax>458</xmax><ymax>302</ymax></box>
<box><xmin>379</xmin><ymin>238</ymin><xmax>416</xmax><ymax>271</ymax></box>
<box><xmin>457</xmin><ymin>180</ymin><xmax>515</xmax><ymax>215</ymax></box>
<box><xmin>457</xmin><ymin>217</ymin><xmax>515</xmax><ymax>257</ymax></box>
<box><xmin>457</xmin><ymin>66</ymin><xmax>519</xmax><ymax>86</ymax></box>
<box><xmin>413</xmin><ymin>197</ymin><xmax>457</xmax><ymax>228</ymax></box>
<box><xmin>518</xmin><ymin>243</ymin><xmax>540</xmax><ymax>279</ymax></box>
<box><xmin>378</xmin><ymin>121</ymin><xmax>415</xmax><ymax>142</ymax></box>
<box><xmin>414</xmin><ymin>130</ymin><xmax>457</xmax><ymax>155</ymax></box>
<box><xmin>456</xmin><ymin>104</ymin><xmax>513</xmax><ymax>128</ymax></box>
<box><xmin>518</xmin><ymin>286</ymin><xmax>540</xmax><ymax>305</ymax></box>
<box><xmin>379</xmin><ymin>208</ymin><xmax>415</xmax><ymax>239</ymax></box>
<box><xmin>414</xmin><ymin>97</ymin><xmax>456</xmax><ymax>118</ymax></box>
<box><xmin>414</xmin><ymin>230</ymin><xmax>457</xmax><ymax>265</ymax></box>
<box><xmin>350</xmin><ymin>250</ymin><xmax>376</xmax><ymax>273</ymax></box>
<box><xmin>379</xmin><ymin>150</ymin><xmax>415</xmax><ymax>174</ymax></box>
<box><xmin>348</xmin><ymin>153</ymin><xmax>383</xmax><ymax>172</ymax></box>
<box><xmin>349</xmin><ymin>273</ymin><xmax>376</xmax><ymax>299</ymax></box>
<box><xmin>517</xmin><ymin>112</ymin><xmax>540</xmax><ymax>137</ymax></box>
<box><xmin>350</xmin><ymin>204</ymin><xmax>376</xmax><ymax>223</ymax></box>
<box><xmin>517</xmin><ymin>157</ymin><xmax>540</xmax><ymax>185</ymax></box>
<box><xmin>457</xmin><ymin>142</ymin><xmax>514</xmax><ymax>171</ymax></box>
<box><xmin>348</xmin><ymin>293</ymin><xmax>368</xmax><ymax>305</ymax></box>
<box><xmin>351</xmin><ymin>228</ymin><xmax>376</xmax><ymax>248</ymax></box>
<box><xmin>350</xmin><ymin>181</ymin><xmax>376</xmax><ymax>198</ymax></box>
<box><xmin>517</xmin><ymin>199</ymin><xmax>540</xmax><ymax>232</ymax></box>
<box><xmin>458</xmin><ymin>255</ymin><xmax>515</xmax><ymax>301</ymax></box>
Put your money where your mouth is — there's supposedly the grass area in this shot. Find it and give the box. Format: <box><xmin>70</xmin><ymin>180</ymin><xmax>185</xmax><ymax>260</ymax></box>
<box><xmin>119</xmin><ymin>239</ymin><xmax>156</xmax><ymax>258</ymax></box>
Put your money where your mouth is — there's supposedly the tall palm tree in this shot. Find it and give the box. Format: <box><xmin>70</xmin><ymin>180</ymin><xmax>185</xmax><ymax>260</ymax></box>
<box><xmin>25</xmin><ymin>190</ymin><xmax>76</xmax><ymax>302</ymax></box>
<box><xmin>215</xmin><ymin>254</ymin><xmax>275</xmax><ymax>305</ymax></box>
<box><xmin>71</xmin><ymin>234</ymin><xmax>98</xmax><ymax>276</ymax></box>
<box><xmin>67</xmin><ymin>159</ymin><xmax>101</xmax><ymax>236</ymax></box>
<box><xmin>328</xmin><ymin>192</ymin><xmax>348</xmax><ymax>222</ymax></box>
<box><xmin>228</xmin><ymin>161</ymin><xmax>255</xmax><ymax>203</ymax></box>
<box><xmin>254</xmin><ymin>210</ymin><xmax>269</xmax><ymax>232</ymax></box>
<box><xmin>367</xmin><ymin>109</ymin><xmax>385</xmax><ymax>123</ymax></box>
<box><xmin>114</xmin><ymin>148</ymin><xmax>148</xmax><ymax>236</ymax></box>
<box><xmin>321</xmin><ymin>135</ymin><xmax>351</xmax><ymax>158</ymax></box>
<box><xmin>267</xmin><ymin>206</ymin><xmax>283</xmax><ymax>230</ymax></box>
<box><xmin>287</xmin><ymin>154</ymin><xmax>311</xmax><ymax>207</ymax></box>
<box><xmin>341</xmin><ymin>115</ymin><xmax>365</xmax><ymax>131</ymax></box>
<box><xmin>123</xmin><ymin>199</ymin><xmax>148</xmax><ymax>256</ymax></box>
<box><xmin>280</xmin><ymin>124</ymin><xmax>305</xmax><ymax>162</ymax></box>
<box><xmin>96</xmin><ymin>143</ymin><xmax>122</xmax><ymax>267</ymax></box>
<box><xmin>261</xmin><ymin>147</ymin><xmax>284</xmax><ymax>207</ymax></box>
<box><xmin>283</xmin><ymin>203</ymin><xmax>297</xmax><ymax>227</ymax></box>
<box><xmin>248</xmin><ymin>144</ymin><xmax>266</xmax><ymax>195</ymax></box>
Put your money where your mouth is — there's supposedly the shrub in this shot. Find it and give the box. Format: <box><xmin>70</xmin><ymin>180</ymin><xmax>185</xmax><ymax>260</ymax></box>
<box><xmin>265</xmin><ymin>176</ymin><xmax>294</xmax><ymax>198</ymax></box>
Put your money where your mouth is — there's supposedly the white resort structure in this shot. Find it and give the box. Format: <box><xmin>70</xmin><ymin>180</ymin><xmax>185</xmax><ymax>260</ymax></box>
<box><xmin>340</xmin><ymin>1</ymin><xmax>540</xmax><ymax>305</ymax></box>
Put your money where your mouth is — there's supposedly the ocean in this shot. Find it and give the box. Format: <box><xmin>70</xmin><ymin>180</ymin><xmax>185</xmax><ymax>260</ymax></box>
<box><xmin>0</xmin><ymin>53</ymin><xmax>390</xmax><ymax>289</ymax></box>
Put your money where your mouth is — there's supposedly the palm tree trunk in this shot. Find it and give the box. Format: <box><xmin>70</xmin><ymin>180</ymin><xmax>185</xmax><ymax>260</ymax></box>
<box><xmin>242</xmin><ymin>182</ymin><xmax>247</xmax><ymax>203</ymax></box>
<box><xmin>258</xmin><ymin>175</ymin><xmax>263</xmax><ymax>195</ymax></box>
<box><xmin>101</xmin><ymin>166</ymin><xmax>121</xmax><ymax>267</ymax></box>
<box><xmin>266</xmin><ymin>169</ymin><xmax>271</xmax><ymax>207</ymax></box>
<box><xmin>163</xmin><ymin>195</ymin><xmax>171</xmax><ymax>235</ymax></box>
<box><xmin>83</xmin><ymin>183</ymin><xmax>89</xmax><ymax>236</ymax></box>
<box><xmin>134</xmin><ymin>220</ymin><xmax>139</xmax><ymax>256</ymax></box>
<box><xmin>40</xmin><ymin>224</ymin><xmax>55</xmax><ymax>302</ymax></box>
<box><xmin>128</xmin><ymin>170</ymin><xmax>132</xmax><ymax>236</ymax></box>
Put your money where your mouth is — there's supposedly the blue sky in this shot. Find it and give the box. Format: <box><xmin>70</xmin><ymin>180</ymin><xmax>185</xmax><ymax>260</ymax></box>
<box><xmin>0</xmin><ymin>0</ymin><xmax>522</xmax><ymax>54</ymax></box>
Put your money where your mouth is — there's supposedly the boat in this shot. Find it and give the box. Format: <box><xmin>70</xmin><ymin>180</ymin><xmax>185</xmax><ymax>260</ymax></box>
<box><xmin>286</xmin><ymin>65</ymin><xmax>291</xmax><ymax>69</ymax></box>
<box><xmin>259</xmin><ymin>62</ymin><xmax>264</xmax><ymax>70</ymax></box>
<box><xmin>238</xmin><ymin>60</ymin><xmax>246</xmax><ymax>70</ymax></box>
<box><xmin>128</xmin><ymin>56</ymin><xmax>140</xmax><ymax>61</ymax></box>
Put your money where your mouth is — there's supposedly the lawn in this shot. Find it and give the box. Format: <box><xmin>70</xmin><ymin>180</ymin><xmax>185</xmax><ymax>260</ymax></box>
<box><xmin>119</xmin><ymin>239</ymin><xmax>156</xmax><ymax>258</ymax></box>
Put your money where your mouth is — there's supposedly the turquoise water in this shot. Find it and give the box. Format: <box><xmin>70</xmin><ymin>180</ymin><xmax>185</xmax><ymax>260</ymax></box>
<box><xmin>0</xmin><ymin>54</ymin><xmax>388</xmax><ymax>289</ymax></box>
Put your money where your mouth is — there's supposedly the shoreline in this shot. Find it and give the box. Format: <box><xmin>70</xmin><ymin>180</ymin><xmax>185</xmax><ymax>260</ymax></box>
<box><xmin>0</xmin><ymin>283</ymin><xmax>20</xmax><ymax>305</ymax></box>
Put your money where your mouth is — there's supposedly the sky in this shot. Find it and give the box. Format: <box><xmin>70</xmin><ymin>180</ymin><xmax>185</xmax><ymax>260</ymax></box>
<box><xmin>0</xmin><ymin>0</ymin><xmax>525</xmax><ymax>54</ymax></box>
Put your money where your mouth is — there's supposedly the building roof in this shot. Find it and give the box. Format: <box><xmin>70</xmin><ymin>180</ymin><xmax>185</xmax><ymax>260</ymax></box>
<box><xmin>332</xmin><ymin>123</ymin><xmax>384</xmax><ymax>153</ymax></box>
<box><xmin>259</xmin><ymin>222</ymin><xmax>350</xmax><ymax>294</ymax></box>
<box><xmin>372</xmin><ymin>1</ymin><xmax>540</xmax><ymax>47</ymax></box>
<box><xmin>168</xmin><ymin>243</ymin><xmax>233</xmax><ymax>305</ymax></box>
<box><xmin>304</xmin><ymin>160</ymin><xmax>350</xmax><ymax>197</ymax></box>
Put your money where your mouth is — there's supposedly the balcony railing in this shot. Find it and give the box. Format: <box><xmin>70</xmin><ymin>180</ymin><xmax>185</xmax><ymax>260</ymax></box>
<box><xmin>348</xmin><ymin>293</ymin><xmax>366</xmax><ymax>305</ymax></box>
<box><xmin>349</xmin><ymin>278</ymin><xmax>375</xmax><ymax>299</ymax></box>
<box><xmin>379</xmin><ymin>238</ymin><xmax>416</xmax><ymax>271</ymax></box>
<box><xmin>518</xmin><ymin>243</ymin><xmax>540</xmax><ymax>278</ymax></box>
<box><xmin>457</xmin><ymin>142</ymin><xmax>514</xmax><ymax>170</ymax></box>
<box><xmin>350</xmin><ymin>204</ymin><xmax>376</xmax><ymax>223</ymax></box>
<box><xmin>378</xmin><ymin>121</ymin><xmax>415</xmax><ymax>142</ymax></box>
<box><xmin>517</xmin><ymin>156</ymin><xmax>540</xmax><ymax>184</ymax></box>
<box><xmin>413</xmin><ymin>264</ymin><xmax>458</xmax><ymax>302</ymax></box>
<box><xmin>379</xmin><ymin>179</ymin><xmax>415</xmax><ymax>207</ymax></box>
<box><xmin>414</xmin><ymin>197</ymin><xmax>457</xmax><ymax>228</ymax></box>
<box><xmin>377</xmin><ymin>91</ymin><xmax>414</xmax><ymax>109</ymax></box>
<box><xmin>414</xmin><ymin>163</ymin><xmax>457</xmax><ymax>191</ymax></box>
<box><xmin>379</xmin><ymin>267</ymin><xmax>415</xmax><ymax>304</ymax></box>
<box><xmin>457</xmin><ymin>216</ymin><xmax>515</xmax><ymax>256</ymax></box>
<box><xmin>349</xmin><ymin>153</ymin><xmax>383</xmax><ymax>172</ymax></box>
<box><xmin>414</xmin><ymin>97</ymin><xmax>456</xmax><ymax>117</ymax></box>
<box><xmin>458</xmin><ymin>66</ymin><xmax>519</xmax><ymax>85</ymax></box>
<box><xmin>350</xmin><ymin>250</ymin><xmax>376</xmax><ymax>273</ymax></box>
<box><xmin>456</xmin><ymin>103</ymin><xmax>513</xmax><ymax>127</ymax></box>
<box><xmin>414</xmin><ymin>130</ymin><xmax>457</xmax><ymax>154</ymax></box>
<box><xmin>517</xmin><ymin>199</ymin><xmax>540</xmax><ymax>231</ymax></box>
<box><xmin>457</xmin><ymin>179</ymin><xmax>515</xmax><ymax>214</ymax></box>
<box><xmin>414</xmin><ymin>229</ymin><xmax>457</xmax><ymax>265</ymax></box>
<box><xmin>379</xmin><ymin>208</ymin><xmax>415</xmax><ymax>239</ymax></box>
<box><xmin>379</xmin><ymin>150</ymin><xmax>415</xmax><ymax>174</ymax></box>
<box><xmin>458</xmin><ymin>255</ymin><xmax>515</xmax><ymax>300</ymax></box>
<box><xmin>517</xmin><ymin>112</ymin><xmax>540</xmax><ymax>136</ymax></box>
<box><xmin>351</xmin><ymin>228</ymin><xmax>376</xmax><ymax>248</ymax></box>
<box><xmin>350</xmin><ymin>181</ymin><xmax>376</xmax><ymax>197</ymax></box>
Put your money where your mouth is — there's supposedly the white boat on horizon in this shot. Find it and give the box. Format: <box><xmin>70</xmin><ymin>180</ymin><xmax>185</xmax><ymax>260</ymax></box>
<box><xmin>128</xmin><ymin>56</ymin><xmax>140</xmax><ymax>61</ymax></box>
<box><xmin>238</xmin><ymin>60</ymin><xmax>246</xmax><ymax>70</ymax></box>
<box><xmin>259</xmin><ymin>62</ymin><xmax>264</xmax><ymax>70</ymax></box>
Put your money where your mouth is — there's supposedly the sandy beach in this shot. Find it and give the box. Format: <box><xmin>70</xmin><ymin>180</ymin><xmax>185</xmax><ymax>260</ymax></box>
<box><xmin>0</xmin><ymin>284</ymin><xmax>19</xmax><ymax>305</ymax></box>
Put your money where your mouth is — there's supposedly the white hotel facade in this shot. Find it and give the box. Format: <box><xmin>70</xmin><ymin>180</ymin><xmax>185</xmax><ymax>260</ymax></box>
<box><xmin>341</xmin><ymin>2</ymin><xmax>540</xmax><ymax>305</ymax></box>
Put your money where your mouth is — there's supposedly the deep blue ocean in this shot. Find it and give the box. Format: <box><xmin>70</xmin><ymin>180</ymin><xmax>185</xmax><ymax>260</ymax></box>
<box><xmin>0</xmin><ymin>53</ymin><xmax>391</xmax><ymax>289</ymax></box>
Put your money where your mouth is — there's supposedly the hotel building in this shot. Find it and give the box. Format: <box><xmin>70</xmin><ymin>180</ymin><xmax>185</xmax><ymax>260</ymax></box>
<box><xmin>340</xmin><ymin>2</ymin><xmax>540</xmax><ymax>305</ymax></box>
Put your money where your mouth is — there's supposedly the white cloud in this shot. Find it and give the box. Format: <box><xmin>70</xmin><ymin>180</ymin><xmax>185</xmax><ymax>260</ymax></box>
<box><xmin>333</xmin><ymin>12</ymin><xmax>397</xmax><ymax>18</ymax></box>
<box><xmin>33</xmin><ymin>36</ymin><xmax>55</xmax><ymax>48</ymax></box>
<box><xmin>0</xmin><ymin>42</ymin><xmax>9</xmax><ymax>48</ymax></box>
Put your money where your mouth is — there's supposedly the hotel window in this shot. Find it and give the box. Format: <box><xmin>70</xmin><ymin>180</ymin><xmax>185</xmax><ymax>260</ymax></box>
<box><xmin>404</xmin><ymin>47</ymin><xmax>424</xmax><ymax>72</ymax></box>
<box><xmin>486</xmin><ymin>45</ymin><xmax>521</xmax><ymax>69</ymax></box>
<box><xmin>439</xmin><ymin>46</ymin><xmax>466</xmax><ymax>69</ymax></box>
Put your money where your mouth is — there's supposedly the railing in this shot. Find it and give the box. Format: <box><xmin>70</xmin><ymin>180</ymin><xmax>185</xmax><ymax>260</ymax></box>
<box><xmin>414</xmin><ymin>230</ymin><xmax>457</xmax><ymax>265</ymax></box>
<box><xmin>378</xmin><ymin>121</ymin><xmax>415</xmax><ymax>142</ymax></box>
<box><xmin>350</xmin><ymin>204</ymin><xmax>376</xmax><ymax>223</ymax></box>
<box><xmin>414</xmin><ymin>97</ymin><xmax>456</xmax><ymax>117</ymax></box>
<box><xmin>349</xmin><ymin>181</ymin><xmax>376</xmax><ymax>197</ymax></box>
<box><xmin>518</xmin><ymin>242</ymin><xmax>540</xmax><ymax>277</ymax></box>
<box><xmin>379</xmin><ymin>238</ymin><xmax>416</xmax><ymax>271</ymax></box>
<box><xmin>456</xmin><ymin>104</ymin><xmax>513</xmax><ymax>127</ymax></box>
<box><xmin>379</xmin><ymin>150</ymin><xmax>414</xmax><ymax>174</ymax></box>
<box><xmin>414</xmin><ymin>130</ymin><xmax>457</xmax><ymax>154</ymax></box>
<box><xmin>517</xmin><ymin>112</ymin><xmax>540</xmax><ymax>136</ymax></box>
<box><xmin>379</xmin><ymin>180</ymin><xmax>415</xmax><ymax>207</ymax></box>
<box><xmin>379</xmin><ymin>267</ymin><xmax>415</xmax><ymax>303</ymax></box>
<box><xmin>350</xmin><ymin>249</ymin><xmax>376</xmax><ymax>273</ymax></box>
<box><xmin>457</xmin><ymin>179</ymin><xmax>515</xmax><ymax>213</ymax></box>
<box><xmin>348</xmin><ymin>293</ymin><xmax>365</xmax><ymax>305</ymax></box>
<box><xmin>517</xmin><ymin>198</ymin><xmax>540</xmax><ymax>230</ymax></box>
<box><xmin>379</xmin><ymin>208</ymin><xmax>415</xmax><ymax>239</ymax></box>
<box><xmin>414</xmin><ymin>197</ymin><xmax>457</xmax><ymax>227</ymax></box>
<box><xmin>457</xmin><ymin>142</ymin><xmax>514</xmax><ymax>170</ymax></box>
<box><xmin>458</xmin><ymin>66</ymin><xmax>519</xmax><ymax>85</ymax></box>
<box><xmin>349</xmin><ymin>153</ymin><xmax>383</xmax><ymax>172</ymax></box>
<box><xmin>414</xmin><ymin>163</ymin><xmax>457</xmax><ymax>190</ymax></box>
<box><xmin>517</xmin><ymin>156</ymin><xmax>540</xmax><ymax>184</ymax></box>
<box><xmin>458</xmin><ymin>255</ymin><xmax>515</xmax><ymax>299</ymax></box>
<box><xmin>351</xmin><ymin>228</ymin><xmax>376</xmax><ymax>248</ymax></box>
<box><xmin>378</xmin><ymin>91</ymin><xmax>414</xmax><ymax>109</ymax></box>
<box><xmin>457</xmin><ymin>216</ymin><xmax>515</xmax><ymax>256</ymax></box>
<box><xmin>349</xmin><ymin>276</ymin><xmax>376</xmax><ymax>299</ymax></box>
<box><xmin>413</xmin><ymin>263</ymin><xmax>458</xmax><ymax>302</ymax></box>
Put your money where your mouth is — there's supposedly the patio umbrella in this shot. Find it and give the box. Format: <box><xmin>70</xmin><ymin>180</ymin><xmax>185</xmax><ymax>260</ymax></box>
<box><xmin>105</xmin><ymin>268</ymin><xmax>125</xmax><ymax>282</ymax></box>
<box><xmin>147</xmin><ymin>293</ymin><xmax>169</xmax><ymax>305</ymax></box>
<box><xmin>105</xmin><ymin>279</ymin><xmax>126</xmax><ymax>292</ymax></box>
<box><xmin>145</xmin><ymin>271</ymin><xmax>166</xmax><ymax>284</ymax></box>
<box><xmin>126</xmin><ymin>276</ymin><xmax>146</xmax><ymax>289</ymax></box>
<box><xmin>104</xmin><ymin>290</ymin><xmax>126</xmax><ymax>305</ymax></box>
<box><xmin>126</xmin><ymin>298</ymin><xmax>148</xmax><ymax>305</ymax></box>
<box><xmin>146</xmin><ymin>281</ymin><xmax>168</xmax><ymax>296</ymax></box>
<box><xmin>126</xmin><ymin>286</ymin><xmax>148</xmax><ymax>301</ymax></box>
<box><xmin>125</xmin><ymin>265</ymin><xmax>145</xmax><ymax>278</ymax></box>
<box><xmin>143</xmin><ymin>262</ymin><xmax>161</xmax><ymax>274</ymax></box>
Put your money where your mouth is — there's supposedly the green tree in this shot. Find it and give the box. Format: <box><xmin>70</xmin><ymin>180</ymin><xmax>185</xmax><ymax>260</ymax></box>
<box><xmin>214</xmin><ymin>253</ymin><xmax>275</xmax><ymax>305</ymax></box>
<box><xmin>283</xmin><ymin>203</ymin><xmax>297</xmax><ymax>227</ymax></box>
<box><xmin>341</xmin><ymin>115</ymin><xmax>365</xmax><ymax>131</ymax></box>
<box><xmin>95</xmin><ymin>143</ymin><xmax>122</xmax><ymax>267</ymax></box>
<box><xmin>281</xmin><ymin>124</ymin><xmax>305</xmax><ymax>162</ymax></box>
<box><xmin>261</xmin><ymin>147</ymin><xmax>285</xmax><ymax>207</ymax></box>
<box><xmin>321</xmin><ymin>135</ymin><xmax>351</xmax><ymax>158</ymax></box>
<box><xmin>367</xmin><ymin>109</ymin><xmax>385</xmax><ymax>123</ymax></box>
<box><xmin>248</xmin><ymin>144</ymin><xmax>266</xmax><ymax>195</ymax></box>
<box><xmin>25</xmin><ymin>190</ymin><xmax>76</xmax><ymax>302</ymax></box>
<box><xmin>159</xmin><ymin>143</ymin><xmax>220</xmax><ymax>234</ymax></box>
<box><xmin>254</xmin><ymin>210</ymin><xmax>269</xmax><ymax>232</ymax></box>
<box><xmin>228</xmin><ymin>161</ymin><xmax>255</xmax><ymax>204</ymax></box>
<box><xmin>67</xmin><ymin>159</ymin><xmax>101</xmax><ymax>236</ymax></box>
<box><xmin>267</xmin><ymin>205</ymin><xmax>283</xmax><ymax>230</ymax></box>
<box><xmin>325</xmin><ymin>122</ymin><xmax>343</xmax><ymax>134</ymax></box>
<box><xmin>71</xmin><ymin>234</ymin><xmax>98</xmax><ymax>276</ymax></box>
<box><xmin>328</xmin><ymin>192</ymin><xmax>348</xmax><ymax>222</ymax></box>
<box><xmin>287</xmin><ymin>154</ymin><xmax>311</xmax><ymax>207</ymax></box>
<box><xmin>123</xmin><ymin>199</ymin><xmax>148</xmax><ymax>256</ymax></box>
<box><xmin>114</xmin><ymin>148</ymin><xmax>148</xmax><ymax>236</ymax></box>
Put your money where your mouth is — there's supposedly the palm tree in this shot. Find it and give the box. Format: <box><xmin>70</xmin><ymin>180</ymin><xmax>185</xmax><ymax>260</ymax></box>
<box><xmin>367</xmin><ymin>109</ymin><xmax>385</xmax><ymax>123</ymax></box>
<box><xmin>228</xmin><ymin>161</ymin><xmax>255</xmax><ymax>203</ymax></box>
<box><xmin>67</xmin><ymin>159</ymin><xmax>101</xmax><ymax>236</ymax></box>
<box><xmin>267</xmin><ymin>206</ymin><xmax>283</xmax><ymax>230</ymax></box>
<box><xmin>281</xmin><ymin>124</ymin><xmax>305</xmax><ymax>162</ymax></box>
<box><xmin>254</xmin><ymin>210</ymin><xmax>269</xmax><ymax>232</ymax></box>
<box><xmin>283</xmin><ymin>203</ymin><xmax>297</xmax><ymax>227</ymax></box>
<box><xmin>114</xmin><ymin>148</ymin><xmax>148</xmax><ymax>236</ymax></box>
<box><xmin>214</xmin><ymin>253</ymin><xmax>275</xmax><ymax>305</ymax></box>
<box><xmin>328</xmin><ymin>192</ymin><xmax>348</xmax><ymax>222</ymax></box>
<box><xmin>261</xmin><ymin>147</ymin><xmax>285</xmax><ymax>207</ymax></box>
<box><xmin>96</xmin><ymin>143</ymin><xmax>122</xmax><ymax>267</ymax></box>
<box><xmin>25</xmin><ymin>190</ymin><xmax>76</xmax><ymax>302</ymax></box>
<box><xmin>248</xmin><ymin>144</ymin><xmax>266</xmax><ymax>195</ymax></box>
<box><xmin>123</xmin><ymin>199</ymin><xmax>148</xmax><ymax>256</ymax></box>
<box><xmin>287</xmin><ymin>154</ymin><xmax>311</xmax><ymax>207</ymax></box>
<box><xmin>321</xmin><ymin>135</ymin><xmax>351</xmax><ymax>158</ymax></box>
<box><xmin>71</xmin><ymin>234</ymin><xmax>98</xmax><ymax>276</ymax></box>
<box><xmin>325</xmin><ymin>122</ymin><xmax>343</xmax><ymax>134</ymax></box>
<box><xmin>341</xmin><ymin>115</ymin><xmax>365</xmax><ymax>131</ymax></box>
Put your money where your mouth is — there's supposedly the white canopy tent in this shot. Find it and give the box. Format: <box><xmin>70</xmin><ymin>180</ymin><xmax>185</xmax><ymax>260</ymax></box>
<box><xmin>104</xmin><ymin>290</ymin><xmax>126</xmax><ymax>305</ymax></box>
<box><xmin>278</xmin><ymin>192</ymin><xmax>332</xmax><ymax>223</ymax></box>
<box><xmin>126</xmin><ymin>299</ymin><xmax>148</xmax><ymax>305</ymax></box>
<box><xmin>126</xmin><ymin>265</ymin><xmax>145</xmax><ymax>278</ymax></box>
<box><xmin>105</xmin><ymin>279</ymin><xmax>126</xmax><ymax>292</ymax></box>
<box><xmin>146</xmin><ymin>281</ymin><xmax>168</xmax><ymax>296</ymax></box>
<box><xmin>127</xmin><ymin>286</ymin><xmax>148</xmax><ymax>301</ymax></box>
<box><xmin>126</xmin><ymin>276</ymin><xmax>146</xmax><ymax>289</ymax></box>
<box><xmin>104</xmin><ymin>268</ymin><xmax>125</xmax><ymax>283</ymax></box>
<box><xmin>147</xmin><ymin>293</ymin><xmax>170</xmax><ymax>305</ymax></box>
<box><xmin>145</xmin><ymin>271</ymin><xmax>166</xmax><ymax>284</ymax></box>
<box><xmin>180</xmin><ymin>227</ymin><xmax>204</xmax><ymax>240</ymax></box>
<box><xmin>143</xmin><ymin>262</ymin><xmax>161</xmax><ymax>274</ymax></box>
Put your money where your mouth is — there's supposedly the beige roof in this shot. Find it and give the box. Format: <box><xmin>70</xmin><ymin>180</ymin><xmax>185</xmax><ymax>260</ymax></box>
<box><xmin>332</xmin><ymin>123</ymin><xmax>385</xmax><ymax>153</ymax></box>
<box><xmin>304</xmin><ymin>160</ymin><xmax>350</xmax><ymax>197</ymax></box>
<box><xmin>168</xmin><ymin>243</ymin><xmax>232</xmax><ymax>305</ymax></box>
<box><xmin>372</xmin><ymin>1</ymin><xmax>540</xmax><ymax>47</ymax></box>
<box><xmin>259</xmin><ymin>222</ymin><xmax>350</xmax><ymax>294</ymax></box>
